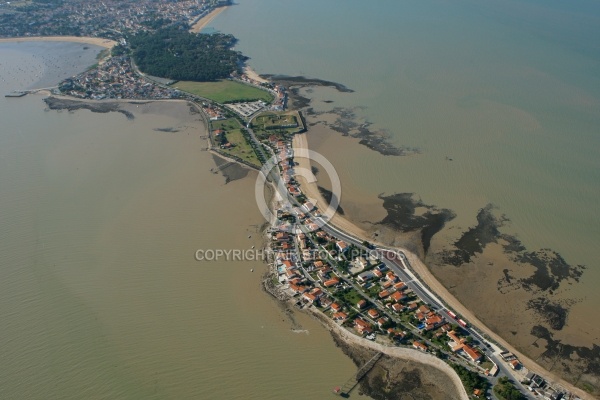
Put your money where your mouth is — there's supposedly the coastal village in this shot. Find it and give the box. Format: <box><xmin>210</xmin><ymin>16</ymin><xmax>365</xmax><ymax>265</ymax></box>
<box><xmin>0</xmin><ymin>1</ymin><xmax>590</xmax><ymax>399</ymax></box>
<box><xmin>261</xmin><ymin>134</ymin><xmax>577</xmax><ymax>400</ymax></box>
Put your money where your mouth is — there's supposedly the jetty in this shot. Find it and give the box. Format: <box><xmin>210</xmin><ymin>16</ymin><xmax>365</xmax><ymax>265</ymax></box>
<box><xmin>334</xmin><ymin>352</ymin><xmax>383</xmax><ymax>397</ymax></box>
<box><xmin>5</xmin><ymin>91</ymin><xmax>27</xmax><ymax>98</ymax></box>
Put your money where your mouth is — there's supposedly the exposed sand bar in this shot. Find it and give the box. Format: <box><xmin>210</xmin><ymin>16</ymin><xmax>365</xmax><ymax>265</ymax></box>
<box><xmin>0</xmin><ymin>36</ymin><xmax>116</xmax><ymax>48</ymax></box>
<box><xmin>190</xmin><ymin>6</ymin><xmax>228</xmax><ymax>33</ymax></box>
<box><xmin>292</xmin><ymin>132</ymin><xmax>593</xmax><ymax>400</ymax></box>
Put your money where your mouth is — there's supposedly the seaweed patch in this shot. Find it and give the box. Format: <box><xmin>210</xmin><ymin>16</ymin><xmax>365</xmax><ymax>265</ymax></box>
<box><xmin>376</xmin><ymin>193</ymin><xmax>456</xmax><ymax>253</ymax></box>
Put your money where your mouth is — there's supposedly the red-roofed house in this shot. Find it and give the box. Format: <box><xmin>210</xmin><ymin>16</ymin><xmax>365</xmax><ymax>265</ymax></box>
<box><xmin>354</xmin><ymin>318</ymin><xmax>372</xmax><ymax>335</ymax></box>
<box><xmin>324</xmin><ymin>278</ymin><xmax>340</xmax><ymax>288</ymax></box>
<box><xmin>413</xmin><ymin>341</ymin><xmax>428</xmax><ymax>352</ymax></box>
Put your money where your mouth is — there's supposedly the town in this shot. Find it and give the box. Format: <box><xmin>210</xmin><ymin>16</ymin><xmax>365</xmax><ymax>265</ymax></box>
<box><xmin>260</xmin><ymin>135</ymin><xmax>577</xmax><ymax>400</ymax></box>
<box><xmin>0</xmin><ymin>1</ymin><xmax>588</xmax><ymax>399</ymax></box>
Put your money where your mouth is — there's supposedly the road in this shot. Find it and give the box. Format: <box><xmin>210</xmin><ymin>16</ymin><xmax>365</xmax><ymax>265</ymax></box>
<box><xmin>251</xmin><ymin>128</ymin><xmax>534</xmax><ymax>399</ymax></box>
<box><xmin>310</xmin><ymin>214</ymin><xmax>535</xmax><ymax>399</ymax></box>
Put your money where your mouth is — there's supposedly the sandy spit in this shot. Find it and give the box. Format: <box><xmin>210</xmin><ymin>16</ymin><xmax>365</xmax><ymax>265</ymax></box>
<box><xmin>0</xmin><ymin>36</ymin><xmax>116</xmax><ymax>48</ymax></box>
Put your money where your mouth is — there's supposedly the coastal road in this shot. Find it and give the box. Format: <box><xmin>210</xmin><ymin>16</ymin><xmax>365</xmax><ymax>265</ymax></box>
<box><xmin>311</xmin><ymin>215</ymin><xmax>535</xmax><ymax>399</ymax></box>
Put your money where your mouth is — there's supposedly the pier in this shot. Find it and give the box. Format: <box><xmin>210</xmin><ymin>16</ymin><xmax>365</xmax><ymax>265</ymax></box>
<box><xmin>5</xmin><ymin>91</ymin><xmax>27</xmax><ymax>97</ymax></box>
<box><xmin>334</xmin><ymin>352</ymin><xmax>383</xmax><ymax>397</ymax></box>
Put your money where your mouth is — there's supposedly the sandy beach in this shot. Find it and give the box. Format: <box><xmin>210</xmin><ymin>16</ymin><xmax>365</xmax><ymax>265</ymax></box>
<box><xmin>0</xmin><ymin>36</ymin><xmax>116</xmax><ymax>48</ymax></box>
<box><xmin>244</xmin><ymin>65</ymin><xmax>269</xmax><ymax>84</ymax></box>
<box><xmin>190</xmin><ymin>6</ymin><xmax>228</xmax><ymax>33</ymax></box>
<box><xmin>292</xmin><ymin>133</ymin><xmax>369</xmax><ymax>241</ymax></box>
<box><xmin>291</xmin><ymin>132</ymin><xmax>594</xmax><ymax>400</ymax></box>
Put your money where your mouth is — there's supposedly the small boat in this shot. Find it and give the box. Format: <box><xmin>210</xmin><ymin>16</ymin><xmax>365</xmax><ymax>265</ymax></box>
<box><xmin>250</xmin><ymin>268</ymin><xmax>254</xmax><ymax>272</ymax></box>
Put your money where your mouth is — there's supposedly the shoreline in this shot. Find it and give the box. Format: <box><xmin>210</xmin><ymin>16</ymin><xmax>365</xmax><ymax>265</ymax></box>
<box><xmin>291</xmin><ymin>132</ymin><xmax>594</xmax><ymax>400</ymax></box>
<box><xmin>8</xmin><ymin>31</ymin><xmax>593</xmax><ymax>398</ymax></box>
<box><xmin>0</xmin><ymin>36</ymin><xmax>116</xmax><ymax>48</ymax></box>
<box><xmin>190</xmin><ymin>6</ymin><xmax>228</xmax><ymax>33</ymax></box>
<box><xmin>261</xmin><ymin>259</ymin><xmax>467</xmax><ymax>399</ymax></box>
<box><xmin>307</xmin><ymin>307</ymin><xmax>469</xmax><ymax>400</ymax></box>
<box><xmin>243</xmin><ymin>65</ymin><xmax>269</xmax><ymax>84</ymax></box>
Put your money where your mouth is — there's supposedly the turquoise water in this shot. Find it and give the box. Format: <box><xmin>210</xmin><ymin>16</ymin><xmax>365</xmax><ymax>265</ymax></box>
<box><xmin>210</xmin><ymin>0</ymin><xmax>600</xmax><ymax>338</ymax></box>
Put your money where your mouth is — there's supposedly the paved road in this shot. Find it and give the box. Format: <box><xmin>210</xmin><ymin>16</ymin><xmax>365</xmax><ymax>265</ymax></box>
<box><xmin>311</xmin><ymin>215</ymin><xmax>535</xmax><ymax>399</ymax></box>
<box><xmin>253</xmin><ymin>133</ymin><xmax>534</xmax><ymax>399</ymax></box>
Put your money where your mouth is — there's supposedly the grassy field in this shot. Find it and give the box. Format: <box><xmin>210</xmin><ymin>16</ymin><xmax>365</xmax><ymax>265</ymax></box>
<box><xmin>173</xmin><ymin>80</ymin><xmax>273</xmax><ymax>104</ymax></box>
<box><xmin>212</xmin><ymin>118</ymin><xmax>261</xmax><ymax>167</ymax></box>
<box><xmin>251</xmin><ymin>111</ymin><xmax>304</xmax><ymax>140</ymax></box>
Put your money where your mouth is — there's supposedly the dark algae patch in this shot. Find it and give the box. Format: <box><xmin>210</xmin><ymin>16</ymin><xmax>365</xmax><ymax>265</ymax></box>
<box><xmin>526</xmin><ymin>297</ymin><xmax>570</xmax><ymax>330</ymax></box>
<box><xmin>377</xmin><ymin>193</ymin><xmax>456</xmax><ymax>253</ymax></box>
<box><xmin>440</xmin><ymin>204</ymin><xmax>585</xmax><ymax>296</ymax></box>
<box><xmin>434</xmin><ymin>202</ymin><xmax>596</xmax><ymax>393</ymax></box>
<box><xmin>441</xmin><ymin>204</ymin><xmax>506</xmax><ymax>265</ymax></box>
<box><xmin>530</xmin><ymin>325</ymin><xmax>600</xmax><ymax>393</ymax></box>
<box><xmin>211</xmin><ymin>154</ymin><xmax>249</xmax><ymax>183</ymax></box>
<box><xmin>517</xmin><ymin>249</ymin><xmax>585</xmax><ymax>292</ymax></box>
<box><xmin>44</xmin><ymin>97</ymin><xmax>134</xmax><ymax>120</ymax></box>
<box><xmin>311</xmin><ymin>107</ymin><xmax>420</xmax><ymax>157</ymax></box>
<box><xmin>272</xmin><ymin>77</ymin><xmax>419</xmax><ymax>156</ymax></box>
<box><xmin>265</xmin><ymin>75</ymin><xmax>355</xmax><ymax>93</ymax></box>
<box><xmin>317</xmin><ymin>186</ymin><xmax>345</xmax><ymax>216</ymax></box>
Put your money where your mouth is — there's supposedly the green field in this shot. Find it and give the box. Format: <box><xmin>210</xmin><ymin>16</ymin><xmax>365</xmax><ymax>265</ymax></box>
<box><xmin>173</xmin><ymin>80</ymin><xmax>273</xmax><ymax>104</ymax></box>
<box><xmin>212</xmin><ymin>118</ymin><xmax>261</xmax><ymax>167</ymax></box>
<box><xmin>251</xmin><ymin>111</ymin><xmax>304</xmax><ymax>140</ymax></box>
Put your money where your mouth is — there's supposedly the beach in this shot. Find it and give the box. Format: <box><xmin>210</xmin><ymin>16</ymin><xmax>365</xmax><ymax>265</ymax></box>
<box><xmin>291</xmin><ymin>131</ymin><xmax>595</xmax><ymax>400</ymax></box>
<box><xmin>190</xmin><ymin>6</ymin><xmax>228</xmax><ymax>33</ymax></box>
<box><xmin>0</xmin><ymin>36</ymin><xmax>115</xmax><ymax>48</ymax></box>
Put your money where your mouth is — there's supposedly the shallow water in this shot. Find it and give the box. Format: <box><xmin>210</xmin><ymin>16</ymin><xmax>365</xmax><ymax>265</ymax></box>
<box><xmin>210</xmin><ymin>0</ymin><xmax>600</xmax><ymax>342</ymax></box>
<box><xmin>0</xmin><ymin>42</ymin><xmax>360</xmax><ymax>399</ymax></box>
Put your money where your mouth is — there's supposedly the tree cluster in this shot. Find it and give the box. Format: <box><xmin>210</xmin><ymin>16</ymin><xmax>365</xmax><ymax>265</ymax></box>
<box><xmin>450</xmin><ymin>364</ymin><xmax>489</xmax><ymax>394</ymax></box>
<box><xmin>494</xmin><ymin>377</ymin><xmax>525</xmax><ymax>400</ymax></box>
<box><xmin>128</xmin><ymin>26</ymin><xmax>247</xmax><ymax>81</ymax></box>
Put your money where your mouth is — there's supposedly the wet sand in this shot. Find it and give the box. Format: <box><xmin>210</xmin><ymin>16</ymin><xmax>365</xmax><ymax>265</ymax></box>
<box><xmin>292</xmin><ymin>130</ymin><xmax>596</xmax><ymax>400</ymax></box>
<box><xmin>0</xmin><ymin>36</ymin><xmax>116</xmax><ymax>48</ymax></box>
<box><xmin>307</xmin><ymin>309</ymin><xmax>468</xmax><ymax>400</ymax></box>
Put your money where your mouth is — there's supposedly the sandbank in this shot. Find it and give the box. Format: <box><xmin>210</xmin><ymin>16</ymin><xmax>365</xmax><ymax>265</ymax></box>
<box><xmin>0</xmin><ymin>36</ymin><xmax>116</xmax><ymax>48</ymax></box>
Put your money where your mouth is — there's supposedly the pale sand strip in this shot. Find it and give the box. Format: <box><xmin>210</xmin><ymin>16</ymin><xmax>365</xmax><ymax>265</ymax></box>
<box><xmin>0</xmin><ymin>36</ymin><xmax>116</xmax><ymax>48</ymax></box>
<box><xmin>308</xmin><ymin>307</ymin><xmax>469</xmax><ymax>400</ymax></box>
<box><xmin>190</xmin><ymin>6</ymin><xmax>228</xmax><ymax>33</ymax></box>
<box><xmin>292</xmin><ymin>133</ymin><xmax>593</xmax><ymax>400</ymax></box>
<box><xmin>243</xmin><ymin>65</ymin><xmax>269</xmax><ymax>84</ymax></box>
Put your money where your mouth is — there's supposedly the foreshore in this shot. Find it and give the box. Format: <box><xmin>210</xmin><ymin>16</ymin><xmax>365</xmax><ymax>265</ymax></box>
<box><xmin>291</xmin><ymin>132</ymin><xmax>594</xmax><ymax>400</ymax></box>
<box><xmin>307</xmin><ymin>307</ymin><xmax>469</xmax><ymax>399</ymax></box>
<box><xmin>0</xmin><ymin>36</ymin><xmax>116</xmax><ymax>48</ymax></box>
<box><xmin>190</xmin><ymin>6</ymin><xmax>228</xmax><ymax>33</ymax></box>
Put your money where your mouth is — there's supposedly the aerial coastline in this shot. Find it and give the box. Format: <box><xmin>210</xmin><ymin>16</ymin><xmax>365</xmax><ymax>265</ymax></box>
<box><xmin>0</xmin><ymin>36</ymin><xmax>116</xmax><ymax>48</ymax></box>
<box><xmin>1</xmin><ymin>1</ymin><xmax>597</xmax><ymax>399</ymax></box>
